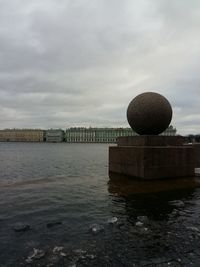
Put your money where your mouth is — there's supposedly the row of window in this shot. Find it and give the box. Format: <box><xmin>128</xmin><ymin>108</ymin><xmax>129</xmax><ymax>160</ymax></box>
<box><xmin>66</xmin><ymin>138</ymin><xmax>116</xmax><ymax>142</ymax></box>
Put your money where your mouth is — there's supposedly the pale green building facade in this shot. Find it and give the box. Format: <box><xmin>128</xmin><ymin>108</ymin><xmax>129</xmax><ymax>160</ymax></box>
<box><xmin>65</xmin><ymin>126</ymin><xmax>176</xmax><ymax>143</ymax></box>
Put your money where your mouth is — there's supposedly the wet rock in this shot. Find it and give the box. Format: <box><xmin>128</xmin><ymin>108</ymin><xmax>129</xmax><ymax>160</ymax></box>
<box><xmin>89</xmin><ymin>224</ymin><xmax>105</xmax><ymax>234</ymax></box>
<box><xmin>86</xmin><ymin>254</ymin><xmax>95</xmax><ymax>259</ymax></box>
<box><xmin>135</xmin><ymin>221</ymin><xmax>144</xmax><ymax>227</ymax></box>
<box><xmin>52</xmin><ymin>246</ymin><xmax>67</xmax><ymax>257</ymax></box>
<box><xmin>72</xmin><ymin>248</ymin><xmax>87</xmax><ymax>261</ymax></box>
<box><xmin>13</xmin><ymin>223</ymin><xmax>30</xmax><ymax>232</ymax></box>
<box><xmin>72</xmin><ymin>248</ymin><xmax>96</xmax><ymax>264</ymax></box>
<box><xmin>26</xmin><ymin>248</ymin><xmax>45</xmax><ymax>263</ymax></box>
<box><xmin>134</xmin><ymin>226</ymin><xmax>149</xmax><ymax>235</ymax></box>
<box><xmin>74</xmin><ymin>249</ymin><xmax>87</xmax><ymax>255</ymax></box>
<box><xmin>60</xmin><ymin>252</ymin><xmax>67</xmax><ymax>257</ymax></box>
<box><xmin>53</xmin><ymin>246</ymin><xmax>64</xmax><ymax>254</ymax></box>
<box><xmin>46</xmin><ymin>221</ymin><xmax>62</xmax><ymax>228</ymax></box>
<box><xmin>107</xmin><ymin>217</ymin><xmax>118</xmax><ymax>224</ymax></box>
<box><xmin>137</xmin><ymin>216</ymin><xmax>149</xmax><ymax>223</ymax></box>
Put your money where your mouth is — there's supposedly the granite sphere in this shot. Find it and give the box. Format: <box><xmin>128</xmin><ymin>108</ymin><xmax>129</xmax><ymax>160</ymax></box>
<box><xmin>127</xmin><ymin>92</ymin><xmax>172</xmax><ymax>135</ymax></box>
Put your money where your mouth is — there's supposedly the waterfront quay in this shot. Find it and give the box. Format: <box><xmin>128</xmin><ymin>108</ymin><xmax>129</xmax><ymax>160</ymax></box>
<box><xmin>0</xmin><ymin>126</ymin><xmax>176</xmax><ymax>143</ymax></box>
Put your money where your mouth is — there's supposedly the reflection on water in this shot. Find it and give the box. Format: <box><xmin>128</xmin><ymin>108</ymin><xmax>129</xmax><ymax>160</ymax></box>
<box><xmin>108</xmin><ymin>172</ymin><xmax>200</xmax><ymax>196</ymax></box>
<box><xmin>1</xmin><ymin>143</ymin><xmax>200</xmax><ymax>266</ymax></box>
<box><xmin>122</xmin><ymin>189</ymin><xmax>195</xmax><ymax>221</ymax></box>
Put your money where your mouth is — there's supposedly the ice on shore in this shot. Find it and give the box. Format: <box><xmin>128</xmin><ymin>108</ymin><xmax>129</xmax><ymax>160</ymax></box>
<box><xmin>89</xmin><ymin>224</ymin><xmax>105</xmax><ymax>234</ymax></box>
<box><xmin>26</xmin><ymin>248</ymin><xmax>45</xmax><ymax>263</ymax></box>
<box><xmin>107</xmin><ymin>217</ymin><xmax>118</xmax><ymax>224</ymax></box>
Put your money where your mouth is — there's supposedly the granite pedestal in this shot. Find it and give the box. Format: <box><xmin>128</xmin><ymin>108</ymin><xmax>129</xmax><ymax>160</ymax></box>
<box><xmin>109</xmin><ymin>136</ymin><xmax>195</xmax><ymax>179</ymax></box>
<box><xmin>192</xmin><ymin>143</ymin><xmax>200</xmax><ymax>168</ymax></box>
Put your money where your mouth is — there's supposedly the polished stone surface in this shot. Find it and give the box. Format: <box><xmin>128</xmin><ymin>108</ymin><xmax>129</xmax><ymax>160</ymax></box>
<box><xmin>117</xmin><ymin>135</ymin><xmax>185</xmax><ymax>147</ymax></box>
<box><xmin>109</xmin><ymin>144</ymin><xmax>195</xmax><ymax>179</ymax></box>
<box><xmin>127</xmin><ymin>92</ymin><xmax>172</xmax><ymax>135</ymax></box>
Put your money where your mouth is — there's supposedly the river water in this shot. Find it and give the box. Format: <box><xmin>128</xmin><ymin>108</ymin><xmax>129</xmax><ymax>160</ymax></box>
<box><xmin>0</xmin><ymin>142</ymin><xmax>200</xmax><ymax>266</ymax></box>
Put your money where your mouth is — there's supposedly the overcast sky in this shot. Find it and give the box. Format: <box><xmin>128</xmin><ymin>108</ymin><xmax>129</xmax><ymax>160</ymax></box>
<box><xmin>0</xmin><ymin>0</ymin><xmax>199</xmax><ymax>135</ymax></box>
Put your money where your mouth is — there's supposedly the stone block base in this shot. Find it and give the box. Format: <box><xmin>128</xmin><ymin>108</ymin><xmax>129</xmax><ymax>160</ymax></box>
<box><xmin>109</xmin><ymin>144</ymin><xmax>195</xmax><ymax>179</ymax></box>
<box><xmin>193</xmin><ymin>143</ymin><xmax>200</xmax><ymax>168</ymax></box>
<box><xmin>117</xmin><ymin>135</ymin><xmax>185</xmax><ymax>146</ymax></box>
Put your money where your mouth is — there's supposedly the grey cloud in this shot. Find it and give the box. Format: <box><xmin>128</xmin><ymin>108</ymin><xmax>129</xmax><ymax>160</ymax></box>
<box><xmin>0</xmin><ymin>0</ymin><xmax>200</xmax><ymax>134</ymax></box>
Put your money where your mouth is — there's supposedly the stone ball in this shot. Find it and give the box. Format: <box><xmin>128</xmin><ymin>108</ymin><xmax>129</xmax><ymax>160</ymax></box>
<box><xmin>127</xmin><ymin>92</ymin><xmax>172</xmax><ymax>135</ymax></box>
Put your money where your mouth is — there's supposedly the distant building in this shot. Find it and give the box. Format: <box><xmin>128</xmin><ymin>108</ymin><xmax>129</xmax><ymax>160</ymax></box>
<box><xmin>65</xmin><ymin>126</ymin><xmax>176</xmax><ymax>143</ymax></box>
<box><xmin>160</xmin><ymin>125</ymin><xmax>177</xmax><ymax>136</ymax></box>
<box><xmin>45</xmin><ymin>129</ymin><xmax>65</xmax><ymax>142</ymax></box>
<box><xmin>0</xmin><ymin>126</ymin><xmax>177</xmax><ymax>143</ymax></box>
<box><xmin>0</xmin><ymin>129</ymin><xmax>44</xmax><ymax>142</ymax></box>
